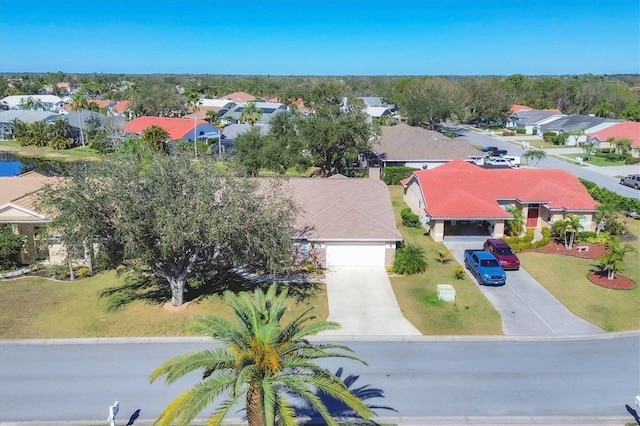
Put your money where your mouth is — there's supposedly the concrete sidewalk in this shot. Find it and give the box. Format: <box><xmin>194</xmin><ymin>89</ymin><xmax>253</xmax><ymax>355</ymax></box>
<box><xmin>320</xmin><ymin>267</ymin><xmax>421</xmax><ymax>336</ymax></box>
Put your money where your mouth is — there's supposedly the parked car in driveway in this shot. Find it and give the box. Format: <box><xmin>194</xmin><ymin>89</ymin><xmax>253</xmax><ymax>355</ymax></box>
<box><xmin>483</xmin><ymin>238</ymin><xmax>520</xmax><ymax>270</ymax></box>
<box><xmin>620</xmin><ymin>174</ymin><xmax>640</xmax><ymax>190</ymax></box>
<box><xmin>464</xmin><ymin>249</ymin><xmax>507</xmax><ymax>286</ymax></box>
<box><xmin>485</xmin><ymin>157</ymin><xmax>513</xmax><ymax>167</ymax></box>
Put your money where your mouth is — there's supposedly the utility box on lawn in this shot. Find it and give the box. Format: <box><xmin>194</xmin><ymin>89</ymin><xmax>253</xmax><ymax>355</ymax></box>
<box><xmin>437</xmin><ymin>284</ymin><xmax>456</xmax><ymax>302</ymax></box>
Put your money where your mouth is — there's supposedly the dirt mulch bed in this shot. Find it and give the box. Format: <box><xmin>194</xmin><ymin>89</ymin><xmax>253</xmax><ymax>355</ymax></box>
<box><xmin>530</xmin><ymin>240</ymin><xmax>606</xmax><ymax>259</ymax></box>
<box><xmin>587</xmin><ymin>271</ymin><xmax>635</xmax><ymax>290</ymax></box>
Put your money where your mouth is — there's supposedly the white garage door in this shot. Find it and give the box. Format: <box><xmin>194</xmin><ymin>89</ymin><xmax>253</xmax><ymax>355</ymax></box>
<box><xmin>325</xmin><ymin>243</ymin><xmax>386</xmax><ymax>268</ymax></box>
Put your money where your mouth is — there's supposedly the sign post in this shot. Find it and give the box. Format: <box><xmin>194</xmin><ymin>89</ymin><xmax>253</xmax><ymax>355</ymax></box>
<box><xmin>108</xmin><ymin>401</ymin><xmax>119</xmax><ymax>426</ymax></box>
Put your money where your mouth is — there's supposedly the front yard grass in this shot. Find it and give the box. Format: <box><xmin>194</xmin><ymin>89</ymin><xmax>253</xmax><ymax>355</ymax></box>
<box><xmin>0</xmin><ymin>140</ymin><xmax>102</xmax><ymax>162</ymax></box>
<box><xmin>519</xmin><ymin>218</ymin><xmax>640</xmax><ymax>331</ymax></box>
<box><xmin>560</xmin><ymin>152</ymin><xmax>627</xmax><ymax>167</ymax></box>
<box><xmin>0</xmin><ymin>270</ymin><xmax>328</xmax><ymax>339</ymax></box>
<box><xmin>387</xmin><ymin>186</ymin><xmax>503</xmax><ymax>335</ymax></box>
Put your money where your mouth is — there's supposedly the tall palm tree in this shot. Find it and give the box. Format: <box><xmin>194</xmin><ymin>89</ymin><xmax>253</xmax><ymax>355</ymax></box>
<box><xmin>522</xmin><ymin>149</ymin><xmax>547</xmax><ymax>167</ymax></box>
<box><xmin>150</xmin><ymin>285</ymin><xmax>372</xmax><ymax>426</ymax></box>
<box><xmin>598</xmin><ymin>236</ymin><xmax>636</xmax><ymax>280</ymax></box>
<box><xmin>70</xmin><ymin>91</ymin><xmax>89</xmax><ymax>147</ymax></box>
<box><xmin>240</xmin><ymin>101</ymin><xmax>262</xmax><ymax>126</ymax></box>
<box><xmin>505</xmin><ymin>206</ymin><xmax>525</xmax><ymax>236</ymax></box>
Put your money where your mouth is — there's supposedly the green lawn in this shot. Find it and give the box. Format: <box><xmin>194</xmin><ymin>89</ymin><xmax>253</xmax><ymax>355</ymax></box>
<box><xmin>0</xmin><ymin>270</ymin><xmax>328</xmax><ymax>339</ymax></box>
<box><xmin>0</xmin><ymin>140</ymin><xmax>101</xmax><ymax>162</ymax></box>
<box><xmin>387</xmin><ymin>186</ymin><xmax>503</xmax><ymax>335</ymax></box>
<box><xmin>520</xmin><ymin>218</ymin><xmax>640</xmax><ymax>331</ymax></box>
<box><xmin>560</xmin><ymin>152</ymin><xmax>628</xmax><ymax>167</ymax></box>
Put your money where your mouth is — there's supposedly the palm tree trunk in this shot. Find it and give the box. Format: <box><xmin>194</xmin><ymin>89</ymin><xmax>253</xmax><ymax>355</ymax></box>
<box><xmin>246</xmin><ymin>384</ymin><xmax>264</xmax><ymax>426</ymax></box>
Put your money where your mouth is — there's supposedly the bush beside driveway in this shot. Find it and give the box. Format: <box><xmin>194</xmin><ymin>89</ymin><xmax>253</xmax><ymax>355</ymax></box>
<box><xmin>387</xmin><ymin>186</ymin><xmax>503</xmax><ymax>335</ymax></box>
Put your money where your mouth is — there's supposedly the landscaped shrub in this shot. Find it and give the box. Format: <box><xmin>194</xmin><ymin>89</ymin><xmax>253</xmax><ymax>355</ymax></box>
<box><xmin>503</xmin><ymin>227</ymin><xmax>550</xmax><ymax>252</ymax></box>
<box><xmin>543</xmin><ymin>131</ymin><xmax>557</xmax><ymax>142</ymax></box>
<box><xmin>49</xmin><ymin>136</ymin><xmax>70</xmax><ymax>150</ymax></box>
<box><xmin>625</xmin><ymin>156</ymin><xmax>640</xmax><ymax>165</ymax></box>
<box><xmin>0</xmin><ymin>225</ymin><xmax>24</xmax><ymax>271</ymax></box>
<box><xmin>76</xmin><ymin>266</ymin><xmax>91</xmax><ymax>278</ymax></box>
<box><xmin>393</xmin><ymin>243</ymin><xmax>427</xmax><ymax>275</ymax></box>
<box><xmin>583</xmin><ymin>181</ymin><xmax>640</xmax><ymax>213</ymax></box>
<box><xmin>401</xmin><ymin>207</ymin><xmax>420</xmax><ymax>228</ymax></box>
<box><xmin>516</xmin><ymin>128</ymin><xmax>526</xmax><ymax>134</ymax></box>
<box><xmin>381</xmin><ymin>166</ymin><xmax>415</xmax><ymax>185</ymax></box>
<box><xmin>454</xmin><ymin>265</ymin><xmax>465</xmax><ymax>280</ymax></box>
<box><xmin>574</xmin><ymin>231</ymin><xmax>597</xmax><ymax>243</ymax></box>
<box><xmin>502</xmin><ymin>130</ymin><xmax>516</xmax><ymax>136</ymax></box>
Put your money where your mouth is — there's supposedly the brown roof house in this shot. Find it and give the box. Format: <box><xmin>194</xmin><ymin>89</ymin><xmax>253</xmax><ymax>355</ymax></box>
<box><xmin>0</xmin><ymin>172</ymin><xmax>63</xmax><ymax>265</ymax></box>
<box><xmin>372</xmin><ymin>123</ymin><xmax>480</xmax><ymax>169</ymax></box>
<box><xmin>281</xmin><ymin>173</ymin><xmax>402</xmax><ymax>268</ymax></box>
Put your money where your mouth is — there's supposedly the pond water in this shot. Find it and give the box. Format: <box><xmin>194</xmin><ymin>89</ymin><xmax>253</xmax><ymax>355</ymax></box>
<box><xmin>0</xmin><ymin>152</ymin><xmax>73</xmax><ymax>177</ymax></box>
<box><xmin>0</xmin><ymin>153</ymin><xmax>25</xmax><ymax>176</ymax></box>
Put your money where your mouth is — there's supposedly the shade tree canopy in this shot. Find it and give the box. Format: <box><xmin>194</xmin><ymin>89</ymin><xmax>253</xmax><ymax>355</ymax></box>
<box><xmin>40</xmin><ymin>150</ymin><xmax>299</xmax><ymax>306</ymax></box>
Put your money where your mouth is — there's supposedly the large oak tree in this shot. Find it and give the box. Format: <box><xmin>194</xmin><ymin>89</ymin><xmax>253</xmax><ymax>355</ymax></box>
<box><xmin>41</xmin><ymin>150</ymin><xmax>298</xmax><ymax>306</ymax></box>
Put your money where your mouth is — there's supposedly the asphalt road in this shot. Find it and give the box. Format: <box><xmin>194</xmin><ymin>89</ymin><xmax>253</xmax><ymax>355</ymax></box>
<box><xmin>1</xmin><ymin>335</ymin><xmax>638</xmax><ymax>424</ymax></box>
<box><xmin>457</xmin><ymin>127</ymin><xmax>640</xmax><ymax>199</ymax></box>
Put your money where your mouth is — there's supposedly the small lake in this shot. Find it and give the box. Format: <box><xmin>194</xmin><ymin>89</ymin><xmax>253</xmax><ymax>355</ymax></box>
<box><xmin>0</xmin><ymin>153</ymin><xmax>73</xmax><ymax>177</ymax></box>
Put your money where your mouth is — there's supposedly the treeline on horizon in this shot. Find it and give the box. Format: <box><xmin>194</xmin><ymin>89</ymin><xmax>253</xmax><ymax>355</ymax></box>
<box><xmin>2</xmin><ymin>71</ymin><xmax>639</xmax><ymax>121</ymax></box>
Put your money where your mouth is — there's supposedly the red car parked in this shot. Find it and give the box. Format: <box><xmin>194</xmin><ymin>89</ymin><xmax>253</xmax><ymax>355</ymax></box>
<box><xmin>483</xmin><ymin>238</ymin><xmax>520</xmax><ymax>270</ymax></box>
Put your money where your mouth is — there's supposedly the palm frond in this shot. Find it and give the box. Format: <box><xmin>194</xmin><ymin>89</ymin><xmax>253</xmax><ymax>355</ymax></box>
<box><xmin>150</xmin><ymin>349</ymin><xmax>234</xmax><ymax>384</ymax></box>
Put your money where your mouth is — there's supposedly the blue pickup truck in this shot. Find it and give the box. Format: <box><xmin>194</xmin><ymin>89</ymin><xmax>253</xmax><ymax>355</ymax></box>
<box><xmin>464</xmin><ymin>250</ymin><xmax>507</xmax><ymax>286</ymax></box>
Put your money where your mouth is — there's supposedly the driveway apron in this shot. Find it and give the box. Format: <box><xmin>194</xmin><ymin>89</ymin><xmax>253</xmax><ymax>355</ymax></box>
<box><xmin>444</xmin><ymin>237</ymin><xmax>603</xmax><ymax>336</ymax></box>
<box><xmin>321</xmin><ymin>267</ymin><xmax>421</xmax><ymax>336</ymax></box>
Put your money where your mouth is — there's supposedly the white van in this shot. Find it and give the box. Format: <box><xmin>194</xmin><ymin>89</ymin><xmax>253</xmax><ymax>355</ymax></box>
<box><xmin>503</xmin><ymin>155</ymin><xmax>521</xmax><ymax>167</ymax></box>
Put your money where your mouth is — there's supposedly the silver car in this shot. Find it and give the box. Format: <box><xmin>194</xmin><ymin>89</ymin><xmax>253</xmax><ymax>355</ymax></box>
<box><xmin>620</xmin><ymin>174</ymin><xmax>640</xmax><ymax>190</ymax></box>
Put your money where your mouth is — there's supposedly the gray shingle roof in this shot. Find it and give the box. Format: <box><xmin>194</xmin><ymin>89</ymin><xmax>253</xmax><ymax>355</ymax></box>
<box><xmin>0</xmin><ymin>110</ymin><xmax>60</xmax><ymax>124</ymax></box>
<box><xmin>279</xmin><ymin>176</ymin><xmax>402</xmax><ymax>241</ymax></box>
<box><xmin>372</xmin><ymin>123</ymin><xmax>480</xmax><ymax>161</ymax></box>
<box><xmin>539</xmin><ymin>114</ymin><xmax>622</xmax><ymax>133</ymax></box>
<box><xmin>510</xmin><ymin>109</ymin><xmax>565</xmax><ymax>125</ymax></box>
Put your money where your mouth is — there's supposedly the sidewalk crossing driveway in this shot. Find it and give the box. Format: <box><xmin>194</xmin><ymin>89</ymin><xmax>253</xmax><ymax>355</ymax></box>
<box><xmin>444</xmin><ymin>237</ymin><xmax>603</xmax><ymax>336</ymax></box>
<box><xmin>320</xmin><ymin>267</ymin><xmax>421</xmax><ymax>336</ymax></box>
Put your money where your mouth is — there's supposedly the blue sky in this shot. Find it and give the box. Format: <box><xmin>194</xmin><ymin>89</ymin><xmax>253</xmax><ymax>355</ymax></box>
<box><xmin>1</xmin><ymin>0</ymin><xmax>638</xmax><ymax>75</ymax></box>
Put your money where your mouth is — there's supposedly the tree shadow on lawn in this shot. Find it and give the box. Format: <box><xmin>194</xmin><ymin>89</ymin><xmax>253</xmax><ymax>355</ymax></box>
<box><xmin>100</xmin><ymin>267</ymin><xmax>323</xmax><ymax>311</ymax></box>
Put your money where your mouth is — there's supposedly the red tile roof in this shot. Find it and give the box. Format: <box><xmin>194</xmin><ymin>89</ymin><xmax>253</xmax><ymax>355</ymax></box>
<box><xmin>124</xmin><ymin>116</ymin><xmax>207</xmax><ymax>140</ymax></box>
<box><xmin>510</xmin><ymin>104</ymin><xmax>532</xmax><ymax>113</ymax></box>
<box><xmin>587</xmin><ymin>121</ymin><xmax>640</xmax><ymax>147</ymax></box>
<box><xmin>408</xmin><ymin>159</ymin><xmax>598</xmax><ymax>219</ymax></box>
<box><xmin>113</xmin><ymin>100</ymin><xmax>130</xmax><ymax>113</ymax></box>
<box><xmin>222</xmin><ymin>91</ymin><xmax>256</xmax><ymax>102</ymax></box>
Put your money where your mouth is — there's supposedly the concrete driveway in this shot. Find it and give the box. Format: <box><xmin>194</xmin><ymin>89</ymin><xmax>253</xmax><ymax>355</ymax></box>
<box><xmin>320</xmin><ymin>267</ymin><xmax>421</xmax><ymax>336</ymax></box>
<box><xmin>444</xmin><ymin>236</ymin><xmax>603</xmax><ymax>336</ymax></box>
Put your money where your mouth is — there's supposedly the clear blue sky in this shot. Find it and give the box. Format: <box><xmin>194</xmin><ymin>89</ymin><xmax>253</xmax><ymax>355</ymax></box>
<box><xmin>1</xmin><ymin>0</ymin><xmax>638</xmax><ymax>75</ymax></box>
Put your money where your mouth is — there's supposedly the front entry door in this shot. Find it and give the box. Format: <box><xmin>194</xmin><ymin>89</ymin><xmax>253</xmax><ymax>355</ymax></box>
<box><xmin>527</xmin><ymin>207</ymin><xmax>539</xmax><ymax>228</ymax></box>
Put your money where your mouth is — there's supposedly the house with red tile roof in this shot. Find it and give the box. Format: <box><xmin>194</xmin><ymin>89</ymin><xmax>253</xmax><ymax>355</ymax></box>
<box><xmin>403</xmin><ymin>159</ymin><xmax>598</xmax><ymax>242</ymax></box>
<box><xmin>124</xmin><ymin>116</ymin><xmax>220</xmax><ymax>141</ymax></box>
<box><xmin>586</xmin><ymin>121</ymin><xmax>640</xmax><ymax>157</ymax></box>
<box><xmin>509</xmin><ymin>104</ymin><xmax>533</xmax><ymax>114</ymax></box>
<box><xmin>222</xmin><ymin>91</ymin><xmax>257</xmax><ymax>103</ymax></box>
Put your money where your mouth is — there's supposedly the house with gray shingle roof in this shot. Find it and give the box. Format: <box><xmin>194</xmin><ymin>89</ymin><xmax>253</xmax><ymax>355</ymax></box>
<box><xmin>372</xmin><ymin>123</ymin><xmax>481</xmax><ymax>169</ymax></box>
<box><xmin>539</xmin><ymin>114</ymin><xmax>622</xmax><ymax>146</ymax></box>
<box><xmin>0</xmin><ymin>171</ymin><xmax>64</xmax><ymax>265</ymax></box>
<box><xmin>281</xmin><ymin>174</ymin><xmax>402</xmax><ymax>268</ymax></box>
<box><xmin>220</xmin><ymin>102</ymin><xmax>287</xmax><ymax>125</ymax></box>
<box><xmin>507</xmin><ymin>109</ymin><xmax>566</xmax><ymax>135</ymax></box>
<box><xmin>0</xmin><ymin>110</ymin><xmax>61</xmax><ymax>140</ymax></box>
